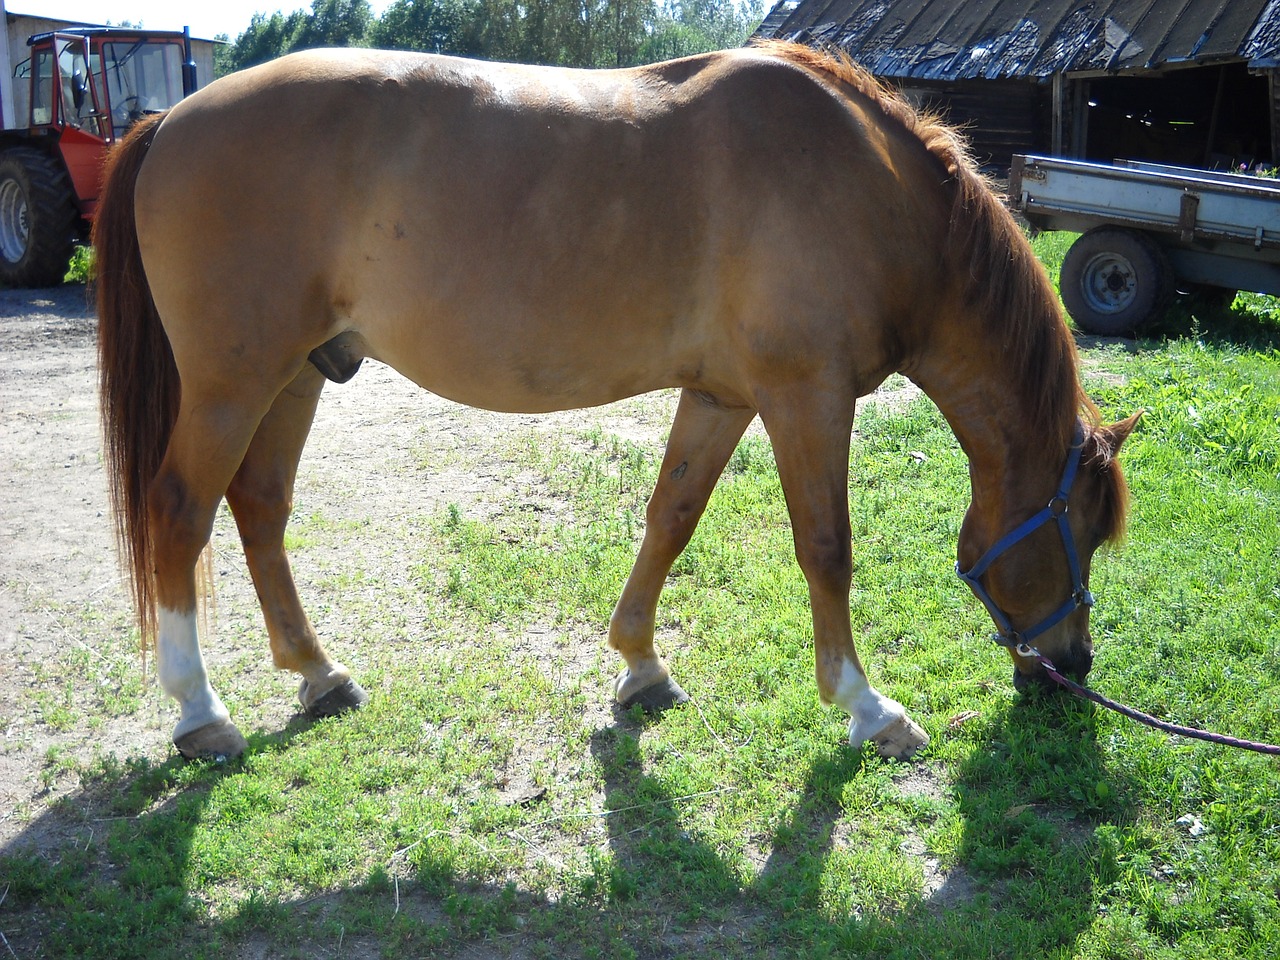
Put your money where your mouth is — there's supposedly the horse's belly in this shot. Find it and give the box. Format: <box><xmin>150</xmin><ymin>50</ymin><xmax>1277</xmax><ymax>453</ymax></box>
<box><xmin>358</xmin><ymin>313</ymin><xmax>677</xmax><ymax>415</ymax></box>
<box><xmin>340</xmin><ymin>220</ymin><xmax>706</xmax><ymax>413</ymax></box>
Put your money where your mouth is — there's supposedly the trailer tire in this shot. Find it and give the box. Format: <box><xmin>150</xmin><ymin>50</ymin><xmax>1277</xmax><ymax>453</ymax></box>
<box><xmin>1060</xmin><ymin>228</ymin><xmax>1174</xmax><ymax>336</ymax></box>
<box><xmin>0</xmin><ymin>148</ymin><xmax>79</xmax><ymax>288</ymax></box>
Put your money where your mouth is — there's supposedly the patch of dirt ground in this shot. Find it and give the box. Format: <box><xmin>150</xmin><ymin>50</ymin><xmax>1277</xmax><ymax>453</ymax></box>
<box><xmin>0</xmin><ymin>284</ymin><xmax>654</xmax><ymax>848</ymax></box>
<box><xmin>0</xmin><ymin>284</ymin><xmax>919</xmax><ymax>854</ymax></box>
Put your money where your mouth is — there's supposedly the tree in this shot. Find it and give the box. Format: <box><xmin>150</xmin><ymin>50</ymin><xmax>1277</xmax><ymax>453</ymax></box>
<box><xmin>213</xmin><ymin>34</ymin><xmax>236</xmax><ymax>78</ymax></box>
<box><xmin>480</xmin><ymin>0</ymin><xmax>654</xmax><ymax>67</ymax></box>
<box><xmin>294</xmin><ymin>0</ymin><xmax>374</xmax><ymax>50</ymax></box>
<box><xmin>371</xmin><ymin>0</ymin><xmax>484</xmax><ymax>56</ymax></box>
<box><xmin>640</xmin><ymin>0</ymin><xmax>764</xmax><ymax>63</ymax></box>
<box><xmin>225</xmin><ymin>10</ymin><xmax>308</xmax><ymax>71</ymax></box>
<box><xmin>221</xmin><ymin>0</ymin><xmax>765</xmax><ymax>74</ymax></box>
<box><xmin>225</xmin><ymin>0</ymin><xmax>373</xmax><ymax>72</ymax></box>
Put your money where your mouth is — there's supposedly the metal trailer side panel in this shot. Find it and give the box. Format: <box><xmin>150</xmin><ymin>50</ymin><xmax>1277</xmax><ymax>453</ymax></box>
<box><xmin>1012</xmin><ymin>155</ymin><xmax>1280</xmax><ymax>249</ymax></box>
<box><xmin>1165</xmin><ymin>247</ymin><xmax>1280</xmax><ymax>295</ymax></box>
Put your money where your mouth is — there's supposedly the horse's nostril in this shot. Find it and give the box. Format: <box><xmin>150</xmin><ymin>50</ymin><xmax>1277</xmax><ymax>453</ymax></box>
<box><xmin>1059</xmin><ymin>644</ymin><xmax>1095</xmax><ymax>681</ymax></box>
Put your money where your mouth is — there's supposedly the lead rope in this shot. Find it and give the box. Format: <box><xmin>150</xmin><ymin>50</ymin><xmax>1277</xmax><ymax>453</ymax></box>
<box><xmin>1011</xmin><ymin>642</ymin><xmax>1280</xmax><ymax>756</ymax></box>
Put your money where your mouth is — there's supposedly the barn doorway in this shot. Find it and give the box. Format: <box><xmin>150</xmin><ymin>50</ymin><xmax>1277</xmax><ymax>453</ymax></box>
<box><xmin>1082</xmin><ymin>63</ymin><xmax>1273</xmax><ymax>170</ymax></box>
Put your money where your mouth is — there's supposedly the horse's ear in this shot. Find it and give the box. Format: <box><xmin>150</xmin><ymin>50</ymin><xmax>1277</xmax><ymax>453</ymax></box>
<box><xmin>1104</xmin><ymin>410</ymin><xmax>1143</xmax><ymax>452</ymax></box>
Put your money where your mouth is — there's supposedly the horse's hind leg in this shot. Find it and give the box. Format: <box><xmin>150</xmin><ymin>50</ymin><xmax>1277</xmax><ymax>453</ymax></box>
<box><xmin>759</xmin><ymin>388</ymin><xmax>929</xmax><ymax>760</ymax></box>
<box><xmin>224</xmin><ymin>364</ymin><xmax>368</xmax><ymax>717</ymax></box>
<box><xmin>149</xmin><ymin>386</ymin><xmax>282</xmax><ymax>760</ymax></box>
<box><xmin>610</xmin><ymin>389</ymin><xmax>754</xmax><ymax>710</ymax></box>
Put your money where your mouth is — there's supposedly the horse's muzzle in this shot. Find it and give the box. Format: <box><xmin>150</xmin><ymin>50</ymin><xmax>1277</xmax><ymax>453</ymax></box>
<box><xmin>1012</xmin><ymin>641</ymin><xmax>1094</xmax><ymax>693</ymax></box>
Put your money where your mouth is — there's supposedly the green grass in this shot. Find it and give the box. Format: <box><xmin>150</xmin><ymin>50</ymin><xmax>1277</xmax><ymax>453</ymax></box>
<box><xmin>4</xmin><ymin>253</ymin><xmax>1280</xmax><ymax>958</ymax></box>
<box><xmin>63</xmin><ymin>244</ymin><xmax>95</xmax><ymax>284</ymax></box>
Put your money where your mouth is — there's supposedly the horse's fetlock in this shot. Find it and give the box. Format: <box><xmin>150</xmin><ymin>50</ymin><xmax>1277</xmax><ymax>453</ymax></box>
<box><xmin>646</xmin><ymin>498</ymin><xmax>700</xmax><ymax>545</ymax></box>
<box><xmin>228</xmin><ymin>483</ymin><xmax>290</xmax><ymax>529</ymax></box>
<box><xmin>607</xmin><ymin>609</ymin><xmax>642</xmax><ymax>648</ymax></box>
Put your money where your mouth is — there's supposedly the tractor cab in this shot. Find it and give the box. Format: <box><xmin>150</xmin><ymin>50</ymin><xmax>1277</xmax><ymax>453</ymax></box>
<box><xmin>13</xmin><ymin>28</ymin><xmax>195</xmax><ymax>215</ymax></box>
<box><xmin>0</xmin><ymin>27</ymin><xmax>197</xmax><ymax>286</ymax></box>
<box><xmin>18</xmin><ymin>28</ymin><xmax>195</xmax><ymax>136</ymax></box>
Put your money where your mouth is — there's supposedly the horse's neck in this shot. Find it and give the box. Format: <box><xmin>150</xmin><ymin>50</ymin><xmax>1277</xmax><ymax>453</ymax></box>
<box><xmin>908</xmin><ymin>334</ymin><xmax>1070</xmax><ymax>533</ymax></box>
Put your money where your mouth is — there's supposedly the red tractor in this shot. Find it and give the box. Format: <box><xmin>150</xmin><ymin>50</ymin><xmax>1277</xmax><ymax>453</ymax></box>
<box><xmin>0</xmin><ymin>27</ymin><xmax>198</xmax><ymax>286</ymax></box>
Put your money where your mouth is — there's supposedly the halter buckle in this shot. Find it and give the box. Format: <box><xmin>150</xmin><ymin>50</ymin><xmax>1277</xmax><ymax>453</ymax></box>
<box><xmin>992</xmin><ymin>633</ymin><xmax>1040</xmax><ymax>661</ymax></box>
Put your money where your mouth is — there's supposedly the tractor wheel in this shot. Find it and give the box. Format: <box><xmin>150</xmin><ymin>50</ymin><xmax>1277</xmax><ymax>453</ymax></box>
<box><xmin>0</xmin><ymin>148</ymin><xmax>79</xmax><ymax>287</ymax></box>
<box><xmin>1060</xmin><ymin>228</ymin><xmax>1174</xmax><ymax>336</ymax></box>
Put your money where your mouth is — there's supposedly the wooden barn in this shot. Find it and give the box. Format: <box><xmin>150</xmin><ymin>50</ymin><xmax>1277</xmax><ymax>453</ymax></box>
<box><xmin>754</xmin><ymin>0</ymin><xmax>1280</xmax><ymax>171</ymax></box>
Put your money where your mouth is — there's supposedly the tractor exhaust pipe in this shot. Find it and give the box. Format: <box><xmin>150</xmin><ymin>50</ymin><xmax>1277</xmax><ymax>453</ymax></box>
<box><xmin>182</xmin><ymin>27</ymin><xmax>197</xmax><ymax>97</ymax></box>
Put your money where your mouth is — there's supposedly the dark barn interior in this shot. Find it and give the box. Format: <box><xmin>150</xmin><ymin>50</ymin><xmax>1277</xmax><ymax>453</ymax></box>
<box><xmin>1084</xmin><ymin>63</ymin><xmax>1273</xmax><ymax>168</ymax></box>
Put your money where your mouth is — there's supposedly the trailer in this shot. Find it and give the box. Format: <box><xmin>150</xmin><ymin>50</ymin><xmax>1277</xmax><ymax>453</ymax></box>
<box><xmin>1009</xmin><ymin>154</ymin><xmax>1280</xmax><ymax>335</ymax></box>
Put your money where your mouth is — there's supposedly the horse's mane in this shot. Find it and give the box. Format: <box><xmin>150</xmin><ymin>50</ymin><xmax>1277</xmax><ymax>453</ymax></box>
<box><xmin>754</xmin><ymin>41</ymin><xmax>1127</xmax><ymax>540</ymax></box>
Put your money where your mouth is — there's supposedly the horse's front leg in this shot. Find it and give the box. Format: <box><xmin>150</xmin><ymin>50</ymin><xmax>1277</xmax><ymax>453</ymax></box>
<box><xmin>760</xmin><ymin>389</ymin><xmax>929</xmax><ymax>760</ymax></box>
<box><xmin>225</xmin><ymin>365</ymin><xmax>368</xmax><ymax>718</ymax></box>
<box><xmin>610</xmin><ymin>389</ymin><xmax>754</xmax><ymax>710</ymax></box>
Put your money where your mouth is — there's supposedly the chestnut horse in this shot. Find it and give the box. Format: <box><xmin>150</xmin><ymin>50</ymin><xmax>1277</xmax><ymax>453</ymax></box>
<box><xmin>95</xmin><ymin>42</ymin><xmax>1136</xmax><ymax>761</ymax></box>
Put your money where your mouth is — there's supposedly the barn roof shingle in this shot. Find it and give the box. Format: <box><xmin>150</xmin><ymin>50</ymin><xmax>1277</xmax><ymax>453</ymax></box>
<box><xmin>754</xmin><ymin>0</ymin><xmax>1280</xmax><ymax>79</ymax></box>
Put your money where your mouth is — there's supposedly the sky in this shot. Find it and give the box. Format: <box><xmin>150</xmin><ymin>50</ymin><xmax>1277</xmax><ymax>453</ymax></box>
<box><xmin>7</xmin><ymin>1</ymin><xmax>396</xmax><ymax>41</ymax></box>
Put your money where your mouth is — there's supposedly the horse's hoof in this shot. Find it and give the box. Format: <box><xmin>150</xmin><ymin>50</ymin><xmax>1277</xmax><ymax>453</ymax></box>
<box><xmin>616</xmin><ymin>672</ymin><xmax>690</xmax><ymax>713</ymax></box>
<box><xmin>301</xmin><ymin>678</ymin><xmax>369</xmax><ymax>718</ymax></box>
<box><xmin>861</xmin><ymin>714</ymin><xmax>929</xmax><ymax>761</ymax></box>
<box><xmin>174</xmin><ymin>718</ymin><xmax>248</xmax><ymax>762</ymax></box>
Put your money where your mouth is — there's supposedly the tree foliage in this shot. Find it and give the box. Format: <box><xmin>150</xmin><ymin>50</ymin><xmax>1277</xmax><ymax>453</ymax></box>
<box><xmin>219</xmin><ymin>0</ymin><xmax>764</xmax><ymax>74</ymax></box>
<box><xmin>222</xmin><ymin>0</ymin><xmax>374</xmax><ymax>72</ymax></box>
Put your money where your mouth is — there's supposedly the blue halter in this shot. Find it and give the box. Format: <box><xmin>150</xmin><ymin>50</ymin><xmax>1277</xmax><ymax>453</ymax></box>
<box><xmin>956</xmin><ymin>422</ymin><xmax>1093</xmax><ymax>650</ymax></box>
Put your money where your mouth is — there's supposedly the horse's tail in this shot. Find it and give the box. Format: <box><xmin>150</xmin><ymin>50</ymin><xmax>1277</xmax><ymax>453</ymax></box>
<box><xmin>94</xmin><ymin>112</ymin><xmax>175</xmax><ymax>648</ymax></box>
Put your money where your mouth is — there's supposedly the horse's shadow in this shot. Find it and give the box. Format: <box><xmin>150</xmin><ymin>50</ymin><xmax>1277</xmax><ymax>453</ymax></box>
<box><xmin>0</xmin><ymin>715</ymin><xmax>318</xmax><ymax>955</ymax></box>
<box><xmin>1</xmin><ymin>693</ymin><xmax>1132</xmax><ymax>957</ymax></box>
<box><xmin>591</xmin><ymin>689</ymin><xmax>1132</xmax><ymax>956</ymax></box>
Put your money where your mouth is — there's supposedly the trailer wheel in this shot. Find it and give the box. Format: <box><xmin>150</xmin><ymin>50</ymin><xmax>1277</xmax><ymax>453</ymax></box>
<box><xmin>0</xmin><ymin>148</ymin><xmax>79</xmax><ymax>288</ymax></box>
<box><xmin>1060</xmin><ymin>228</ymin><xmax>1174</xmax><ymax>336</ymax></box>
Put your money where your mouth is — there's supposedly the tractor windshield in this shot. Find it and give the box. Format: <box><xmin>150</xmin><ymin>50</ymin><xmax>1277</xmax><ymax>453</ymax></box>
<box><xmin>28</xmin><ymin>37</ymin><xmax>104</xmax><ymax>136</ymax></box>
<box><xmin>101</xmin><ymin>41</ymin><xmax>184</xmax><ymax>138</ymax></box>
<box><xmin>58</xmin><ymin>38</ymin><xmax>105</xmax><ymax>137</ymax></box>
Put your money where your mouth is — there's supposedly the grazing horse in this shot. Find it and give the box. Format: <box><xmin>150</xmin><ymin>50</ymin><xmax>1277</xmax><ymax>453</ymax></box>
<box><xmin>94</xmin><ymin>42</ymin><xmax>1136</xmax><ymax>762</ymax></box>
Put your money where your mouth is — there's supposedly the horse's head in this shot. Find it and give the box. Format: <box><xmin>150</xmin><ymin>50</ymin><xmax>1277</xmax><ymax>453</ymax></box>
<box><xmin>957</xmin><ymin>414</ymin><xmax>1140</xmax><ymax>689</ymax></box>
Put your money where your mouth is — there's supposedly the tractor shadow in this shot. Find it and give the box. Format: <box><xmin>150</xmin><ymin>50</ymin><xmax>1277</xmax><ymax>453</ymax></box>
<box><xmin>1084</xmin><ymin>292</ymin><xmax>1280</xmax><ymax>350</ymax></box>
<box><xmin>0</xmin><ymin>714</ymin><xmax>317</xmax><ymax>956</ymax></box>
